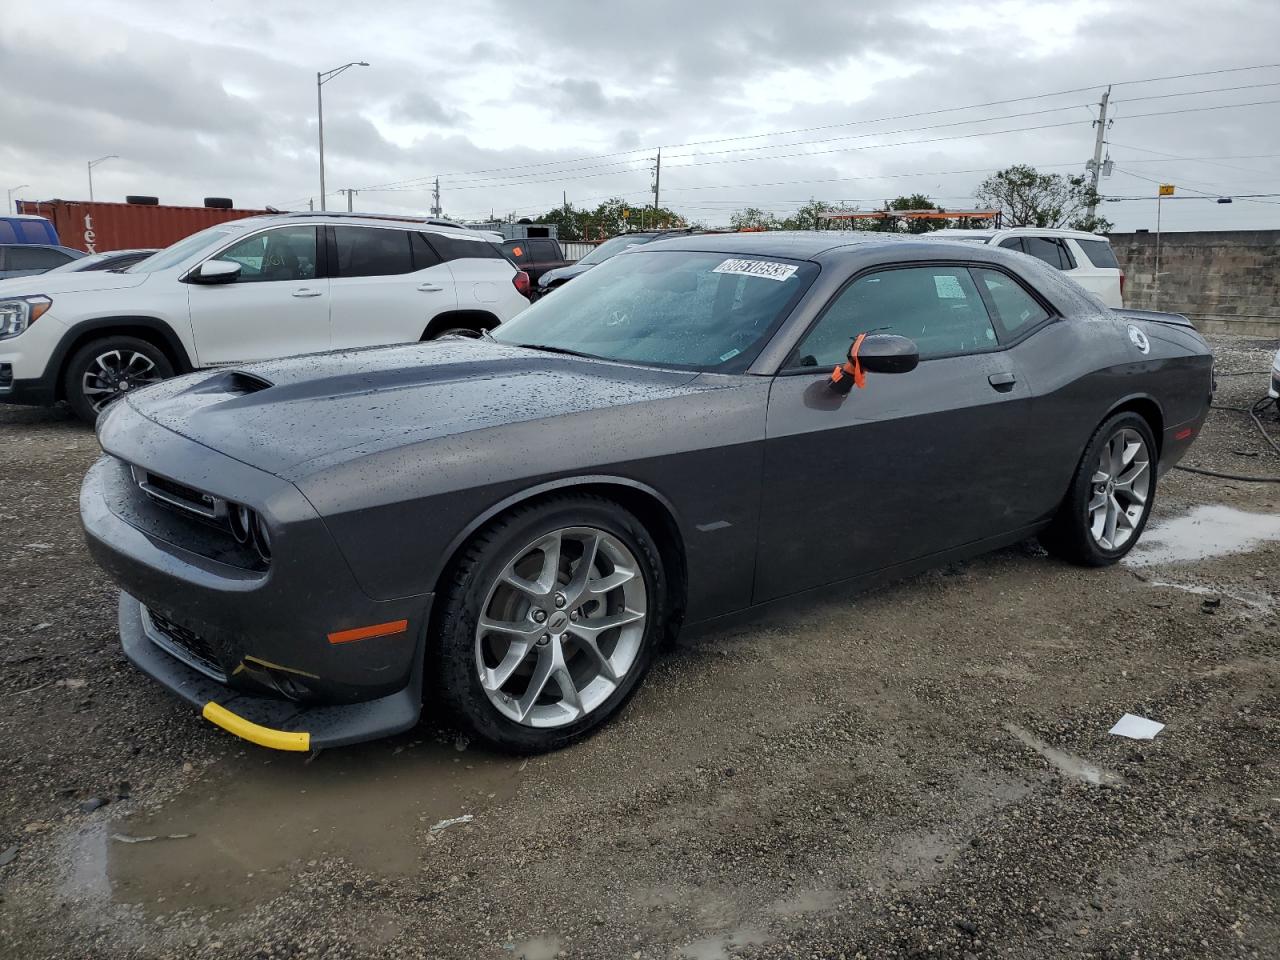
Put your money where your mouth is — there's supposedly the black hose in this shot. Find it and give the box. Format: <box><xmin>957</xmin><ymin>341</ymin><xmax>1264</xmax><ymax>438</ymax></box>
<box><xmin>1173</xmin><ymin>464</ymin><xmax>1280</xmax><ymax>483</ymax></box>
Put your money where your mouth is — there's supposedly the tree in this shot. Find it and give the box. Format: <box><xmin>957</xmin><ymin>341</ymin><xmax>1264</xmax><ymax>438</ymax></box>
<box><xmin>534</xmin><ymin>198</ymin><xmax>688</xmax><ymax>240</ymax></box>
<box><xmin>729</xmin><ymin>207</ymin><xmax>781</xmax><ymax>231</ymax></box>
<box><xmin>976</xmin><ymin>164</ymin><xmax>1112</xmax><ymax>232</ymax></box>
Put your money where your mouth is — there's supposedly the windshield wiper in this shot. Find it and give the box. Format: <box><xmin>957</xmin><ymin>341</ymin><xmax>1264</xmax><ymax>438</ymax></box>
<box><xmin>516</xmin><ymin>343</ymin><xmax>601</xmax><ymax>361</ymax></box>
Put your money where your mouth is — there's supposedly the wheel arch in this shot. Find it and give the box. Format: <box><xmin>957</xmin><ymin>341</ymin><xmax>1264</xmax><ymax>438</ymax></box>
<box><xmin>420</xmin><ymin>310</ymin><xmax>502</xmax><ymax>340</ymax></box>
<box><xmin>1103</xmin><ymin>393</ymin><xmax>1165</xmax><ymax>454</ymax></box>
<box><xmin>431</xmin><ymin>476</ymin><xmax>689</xmax><ymax>636</ymax></box>
<box><xmin>52</xmin><ymin>317</ymin><xmax>193</xmax><ymax>400</ymax></box>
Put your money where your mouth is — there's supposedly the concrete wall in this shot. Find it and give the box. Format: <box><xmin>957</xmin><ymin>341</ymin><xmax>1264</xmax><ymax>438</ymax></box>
<box><xmin>1108</xmin><ymin>230</ymin><xmax>1280</xmax><ymax>337</ymax></box>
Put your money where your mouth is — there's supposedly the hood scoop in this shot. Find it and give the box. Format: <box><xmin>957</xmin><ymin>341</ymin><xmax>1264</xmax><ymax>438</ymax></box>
<box><xmin>192</xmin><ymin>369</ymin><xmax>275</xmax><ymax>398</ymax></box>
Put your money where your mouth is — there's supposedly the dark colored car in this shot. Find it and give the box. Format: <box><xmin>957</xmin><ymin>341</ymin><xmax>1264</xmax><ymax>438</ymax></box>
<box><xmin>0</xmin><ymin>243</ymin><xmax>84</xmax><ymax>279</ymax></box>
<box><xmin>42</xmin><ymin>248</ymin><xmax>158</xmax><ymax>274</ymax></box>
<box><xmin>535</xmin><ymin>228</ymin><xmax>696</xmax><ymax>298</ymax></box>
<box><xmin>80</xmin><ymin>233</ymin><xmax>1213</xmax><ymax>754</ymax></box>
<box><xmin>500</xmin><ymin>237</ymin><xmax>572</xmax><ymax>288</ymax></box>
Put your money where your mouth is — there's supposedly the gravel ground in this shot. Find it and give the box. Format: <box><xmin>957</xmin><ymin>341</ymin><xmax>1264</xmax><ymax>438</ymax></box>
<box><xmin>0</xmin><ymin>334</ymin><xmax>1277</xmax><ymax>960</ymax></box>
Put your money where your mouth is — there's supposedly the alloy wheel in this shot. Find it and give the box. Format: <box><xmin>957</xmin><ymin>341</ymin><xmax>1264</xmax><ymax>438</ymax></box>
<box><xmin>474</xmin><ymin>526</ymin><xmax>647</xmax><ymax>728</ymax></box>
<box><xmin>82</xmin><ymin>349</ymin><xmax>163</xmax><ymax>413</ymax></box>
<box><xmin>1088</xmin><ymin>427</ymin><xmax>1151</xmax><ymax>550</ymax></box>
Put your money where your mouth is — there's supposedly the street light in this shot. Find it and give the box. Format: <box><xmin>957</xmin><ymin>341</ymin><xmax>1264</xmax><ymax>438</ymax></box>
<box><xmin>316</xmin><ymin>61</ymin><xmax>369</xmax><ymax>212</ymax></box>
<box><xmin>7</xmin><ymin>184</ymin><xmax>29</xmax><ymax>216</ymax></box>
<box><xmin>87</xmin><ymin>155</ymin><xmax>118</xmax><ymax>202</ymax></box>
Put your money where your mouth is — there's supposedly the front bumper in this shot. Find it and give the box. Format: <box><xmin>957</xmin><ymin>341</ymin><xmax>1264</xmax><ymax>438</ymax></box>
<box><xmin>119</xmin><ymin>593</ymin><xmax>424</xmax><ymax>750</ymax></box>
<box><xmin>81</xmin><ymin>403</ymin><xmax>435</xmax><ymax>749</ymax></box>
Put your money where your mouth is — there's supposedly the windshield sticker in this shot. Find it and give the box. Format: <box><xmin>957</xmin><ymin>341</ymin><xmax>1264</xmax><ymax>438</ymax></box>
<box><xmin>933</xmin><ymin>274</ymin><xmax>966</xmax><ymax>299</ymax></box>
<box><xmin>713</xmin><ymin>258</ymin><xmax>798</xmax><ymax>282</ymax></box>
<box><xmin>719</xmin><ymin>348</ymin><xmax>742</xmax><ymax>362</ymax></box>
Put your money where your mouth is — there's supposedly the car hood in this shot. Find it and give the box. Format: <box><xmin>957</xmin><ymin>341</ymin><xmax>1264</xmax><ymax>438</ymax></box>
<box><xmin>538</xmin><ymin>262</ymin><xmax>593</xmax><ymax>287</ymax></box>
<box><xmin>0</xmin><ymin>269</ymin><xmax>150</xmax><ymax>297</ymax></box>
<box><xmin>122</xmin><ymin>339</ymin><xmax>704</xmax><ymax>479</ymax></box>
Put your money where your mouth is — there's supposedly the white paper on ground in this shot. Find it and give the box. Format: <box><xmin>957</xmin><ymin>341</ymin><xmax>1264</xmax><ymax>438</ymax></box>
<box><xmin>1109</xmin><ymin>713</ymin><xmax>1165</xmax><ymax>740</ymax></box>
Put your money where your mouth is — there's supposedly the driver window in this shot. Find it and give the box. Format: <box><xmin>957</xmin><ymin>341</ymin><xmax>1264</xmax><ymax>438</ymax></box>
<box><xmin>793</xmin><ymin>266</ymin><xmax>997</xmax><ymax>367</ymax></box>
<box><xmin>217</xmin><ymin>227</ymin><xmax>318</xmax><ymax>283</ymax></box>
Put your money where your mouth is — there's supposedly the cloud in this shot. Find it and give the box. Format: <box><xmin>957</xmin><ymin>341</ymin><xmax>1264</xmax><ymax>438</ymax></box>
<box><xmin>0</xmin><ymin>0</ymin><xmax>1275</xmax><ymax>231</ymax></box>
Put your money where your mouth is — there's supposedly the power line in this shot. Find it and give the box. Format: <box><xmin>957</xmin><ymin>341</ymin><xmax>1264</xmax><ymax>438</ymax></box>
<box><xmin>293</xmin><ymin>62</ymin><xmax>1280</xmax><ymax>202</ymax></box>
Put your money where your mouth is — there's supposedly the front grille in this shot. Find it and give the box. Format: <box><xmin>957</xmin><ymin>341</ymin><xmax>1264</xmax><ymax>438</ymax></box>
<box><xmin>145</xmin><ymin>609</ymin><xmax>226</xmax><ymax>681</ymax></box>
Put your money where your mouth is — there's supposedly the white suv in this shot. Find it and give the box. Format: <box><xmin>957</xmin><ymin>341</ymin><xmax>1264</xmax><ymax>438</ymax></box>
<box><xmin>930</xmin><ymin>227</ymin><xmax>1125</xmax><ymax>308</ymax></box>
<box><xmin>0</xmin><ymin>212</ymin><xmax>531</xmax><ymax>422</ymax></box>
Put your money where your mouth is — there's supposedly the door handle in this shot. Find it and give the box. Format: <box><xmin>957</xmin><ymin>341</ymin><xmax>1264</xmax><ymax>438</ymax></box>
<box><xmin>417</xmin><ymin>283</ymin><xmax>444</xmax><ymax>292</ymax></box>
<box><xmin>988</xmin><ymin>372</ymin><xmax>1017</xmax><ymax>392</ymax></box>
<box><xmin>292</xmin><ymin>288</ymin><xmax>323</xmax><ymax>298</ymax></box>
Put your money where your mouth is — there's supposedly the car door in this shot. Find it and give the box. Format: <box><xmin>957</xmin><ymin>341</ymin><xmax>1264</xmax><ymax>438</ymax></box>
<box><xmin>186</xmin><ymin>225</ymin><xmax>329</xmax><ymax>365</ymax></box>
<box><xmin>327</xmin><ymin>226</ymin><xmax>458</xmax><ymax>349</ymax></box>
<box><xmin>754</xmin><ymin>263</ymin><xmax>1036</xmax><ymax>602</ymax></box>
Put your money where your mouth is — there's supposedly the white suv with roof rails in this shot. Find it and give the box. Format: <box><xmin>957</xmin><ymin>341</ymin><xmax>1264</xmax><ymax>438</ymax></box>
<box><xmin>0</xmin><ymin>212</ymin><xmax>531</xmax><ymax>422</ymax></box>
<box><xmin>930</xmin><ymin>227</ymin><xmax>1125</xmax><ymax>308</ymax></box>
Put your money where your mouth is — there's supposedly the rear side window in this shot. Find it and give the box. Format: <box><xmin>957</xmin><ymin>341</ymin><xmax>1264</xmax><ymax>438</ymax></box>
<box><xmin>530</xmin><ymin>240</ymin><xmax>560</xmax><ymax>261</ymax></box>
<box><xmin>1075</xmin><ymin>238</ymin><xmax>1119</xmax><ymax>269</ymax></box>
<box><xmin>973</xmin><ymin>268</ymin><xmax>1051</xmax><ymax>337</ymax></box>
<box><xmin>333</xmin><ymin>226</ymin><xmax>414</xmax><ymax>277</ymax></box>
<box><xmin>411</xmin><ymin>232</ymin><xmax>443</xmax><ymax>270</ymax></box>
<box><xmin>433</xmin><ymin>234</ymin><xmax>505</xmax><ymax>263</ymax></box>
<box><xmin>6</xmin><ymin>247</ymin><xmax>73</xmax><ymax>270</ymax></box>
<box><xmin>794</xmin><ymin>265</ymin><xmax>998</xmax><ymax>365</ymax></box>
<box><xmin>997</xmin><ymin>237</ymin><xmax>1023</xmax><ymax>253</ymax></box>
<box><xmin>502</xmin><ymin>240</ymin><xmax>532</xmax><ymax>264</ymax></box>
<box><xmin>1022</xmin><ymin>237</ymin><xmax>1074</xmax><ymax>270</ymax></box>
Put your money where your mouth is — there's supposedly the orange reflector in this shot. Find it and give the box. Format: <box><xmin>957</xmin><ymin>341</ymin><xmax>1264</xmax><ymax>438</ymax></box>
<box><xmin>327</xmin><ymin>619</ymin><xmax>409</xmax><ymax>644</ymax></box>
<box><xmin>1175</xmin><ymin>428</ymin><xmax>1193</xmax><ymax>440</ymax></box>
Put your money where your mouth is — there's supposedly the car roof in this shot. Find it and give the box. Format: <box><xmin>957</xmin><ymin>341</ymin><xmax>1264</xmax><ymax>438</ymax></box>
<box><xmin>239</xmin><ymin>211</ymin><xmax>492</xmax><ymax>240</ymax></box>
<box><xmin>0</xmin><ymin>243</ymin><xmax>81</xmax><ymax>253</ymax></box>
<box><xmin>1</xmin><ymin>214</ymin><xmax>53</xmax><ymax>221</ymax></box>
<box><xmin>931</xmin><ymin>226</ymin><xmax>1110</xmax><ymax>241</ymax></box>
<box><xmin>638</xmin><ymin>230</ymin><xmax>945</xmax><ymax>260</ymax></box>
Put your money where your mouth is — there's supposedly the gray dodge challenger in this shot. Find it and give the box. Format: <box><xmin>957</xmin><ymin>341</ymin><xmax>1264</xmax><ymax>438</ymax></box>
<box><xmin>80</xmin><ymin>232</ymin><xmax>1214</xmax><ymax>753</ymax></box>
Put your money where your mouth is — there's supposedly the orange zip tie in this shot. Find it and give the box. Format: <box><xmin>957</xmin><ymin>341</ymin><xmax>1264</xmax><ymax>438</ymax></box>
<box><xmin>829</xmin><ymin>332</ymin><xmax>867</xmax><ymax>391</ymax></box>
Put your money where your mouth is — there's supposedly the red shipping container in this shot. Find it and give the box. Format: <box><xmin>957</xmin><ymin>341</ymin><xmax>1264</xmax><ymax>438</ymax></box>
<box><xmin>15</xmin><ymin>199</ymin><xmax>273</xmax><ymax>254</ymax></box>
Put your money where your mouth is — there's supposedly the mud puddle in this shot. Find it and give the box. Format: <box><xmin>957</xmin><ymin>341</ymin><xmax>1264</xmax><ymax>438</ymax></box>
<box><xmin>1126</xmin><ymin>504</ymin><xmax>1280</xmax><ymax>566</ymax></box>
<box><xmin>62</xmin><ymin>740</ymin><xmax>521</xmax><ymax>915</ymax></box>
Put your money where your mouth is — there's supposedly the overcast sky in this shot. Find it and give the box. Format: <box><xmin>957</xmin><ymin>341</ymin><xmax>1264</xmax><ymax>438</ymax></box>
<box><xmin>4</xmin><ymin>0</ymin><xmax>1279</xmax><ymax>232</ymax></box>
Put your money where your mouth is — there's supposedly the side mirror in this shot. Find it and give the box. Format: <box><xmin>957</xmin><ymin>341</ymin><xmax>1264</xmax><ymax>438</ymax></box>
<box><xmin>858</xmin><ymin>334</ymin><xmax>919</xmax><ymax>374</ymax></box>
<box><xmin>187</xmin><ymin>259</ymin><xmax>242</xmax><ymax>284</ymax></box>
<box><xmin>828</xmin><ymin>333</ymin><xmax>919</xmax><ymax>394</ymax></box>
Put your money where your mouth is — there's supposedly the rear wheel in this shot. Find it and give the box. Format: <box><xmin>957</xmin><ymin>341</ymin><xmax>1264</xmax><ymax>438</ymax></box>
<box><xmin>1040</xmin><ymin>411</ymin><xmax>1157</xmax><ymax>566</ymax></box>
<box><xmin>435</xmin><ymin>496</ymin><xmax>666</xmax><ymax>752</ymax></box>
<box><xmin>64</xmin><ymin>336</ymin><xmax>174</xmax><ymax>424</ymax></box>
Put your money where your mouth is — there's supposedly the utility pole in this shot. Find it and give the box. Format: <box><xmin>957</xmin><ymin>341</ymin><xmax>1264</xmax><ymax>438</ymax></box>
<box><xmin>338</xmin><ymin>188</ymin><xmax>357</xmax><ymax>211</ymax></box>
<box><xmin>1086</xmin><ymin>86</ymin><xmax>1111</xmax><ymax>222</ymax></box>
<box><xmin>308</xmin><ymin>197</ymin><xmax>315</xmax><ymax>211</ymax></box>
<box><xmin>431</xmin><ymin>176</ymin><xmax>442</xmax><ymax>217</ymax></box>
<box><xmin>652</xmin><ymin>148</ymin><xmax>662</xmax><ymax>221</ymax></box>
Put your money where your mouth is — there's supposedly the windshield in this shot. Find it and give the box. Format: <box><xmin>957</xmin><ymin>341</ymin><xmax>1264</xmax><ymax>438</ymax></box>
<box><xmin>577</xmin><ymin>234</ymin><xmax>657</xmax><ymax>266</ymax></box>
<box><xmin>44</xmin><ymin>253</ymin><xmax>105</xmax><ymax>274</ymax></box>
<box><xmin>493</xmin><ymin>249</ymin><xmax>818</xmax><ymax>371</ymax></box>
<box><xmin>125</xmin><ymin>226</ymin><xmax>234</xmax><ymax>273</ymax></box>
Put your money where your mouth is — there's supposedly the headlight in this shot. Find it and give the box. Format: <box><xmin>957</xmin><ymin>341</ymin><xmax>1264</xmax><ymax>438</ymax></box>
<box><xmin>0</xmin><ymin>296</ymin><xmax>52</xmax><ymax>340</ymax></box>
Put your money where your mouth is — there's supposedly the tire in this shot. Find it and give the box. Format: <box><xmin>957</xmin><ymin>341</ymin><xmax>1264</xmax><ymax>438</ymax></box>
<box><xmin>434</xmin><ymin>495</ymin><xmax>667</xmax><ymax>752</ymax></box>
<box><xmin>1040</xmin><ymin>411</ymin><xmax>1158</xmax><ymax>566</ymax></box>
<box><xmin>63</xmin><ymin>335</ymin><xmax>175</xmax><ymax>425</ymax></box>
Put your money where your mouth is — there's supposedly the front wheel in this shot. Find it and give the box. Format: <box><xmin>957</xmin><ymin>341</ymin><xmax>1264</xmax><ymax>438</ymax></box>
<box><xmin>434</xmin><ymin>496</ymin><xmax>666</xmax><ymax>752</ymax></box>
<box><xmin>1040</xmin><ymin>411</ymin><xmax>1158</xmax><ymax>566</ymax></box>
<box><xmin>64</xmin><ymin>336</ymin><xmax>174</xmax><ymax>424</ymax></box>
